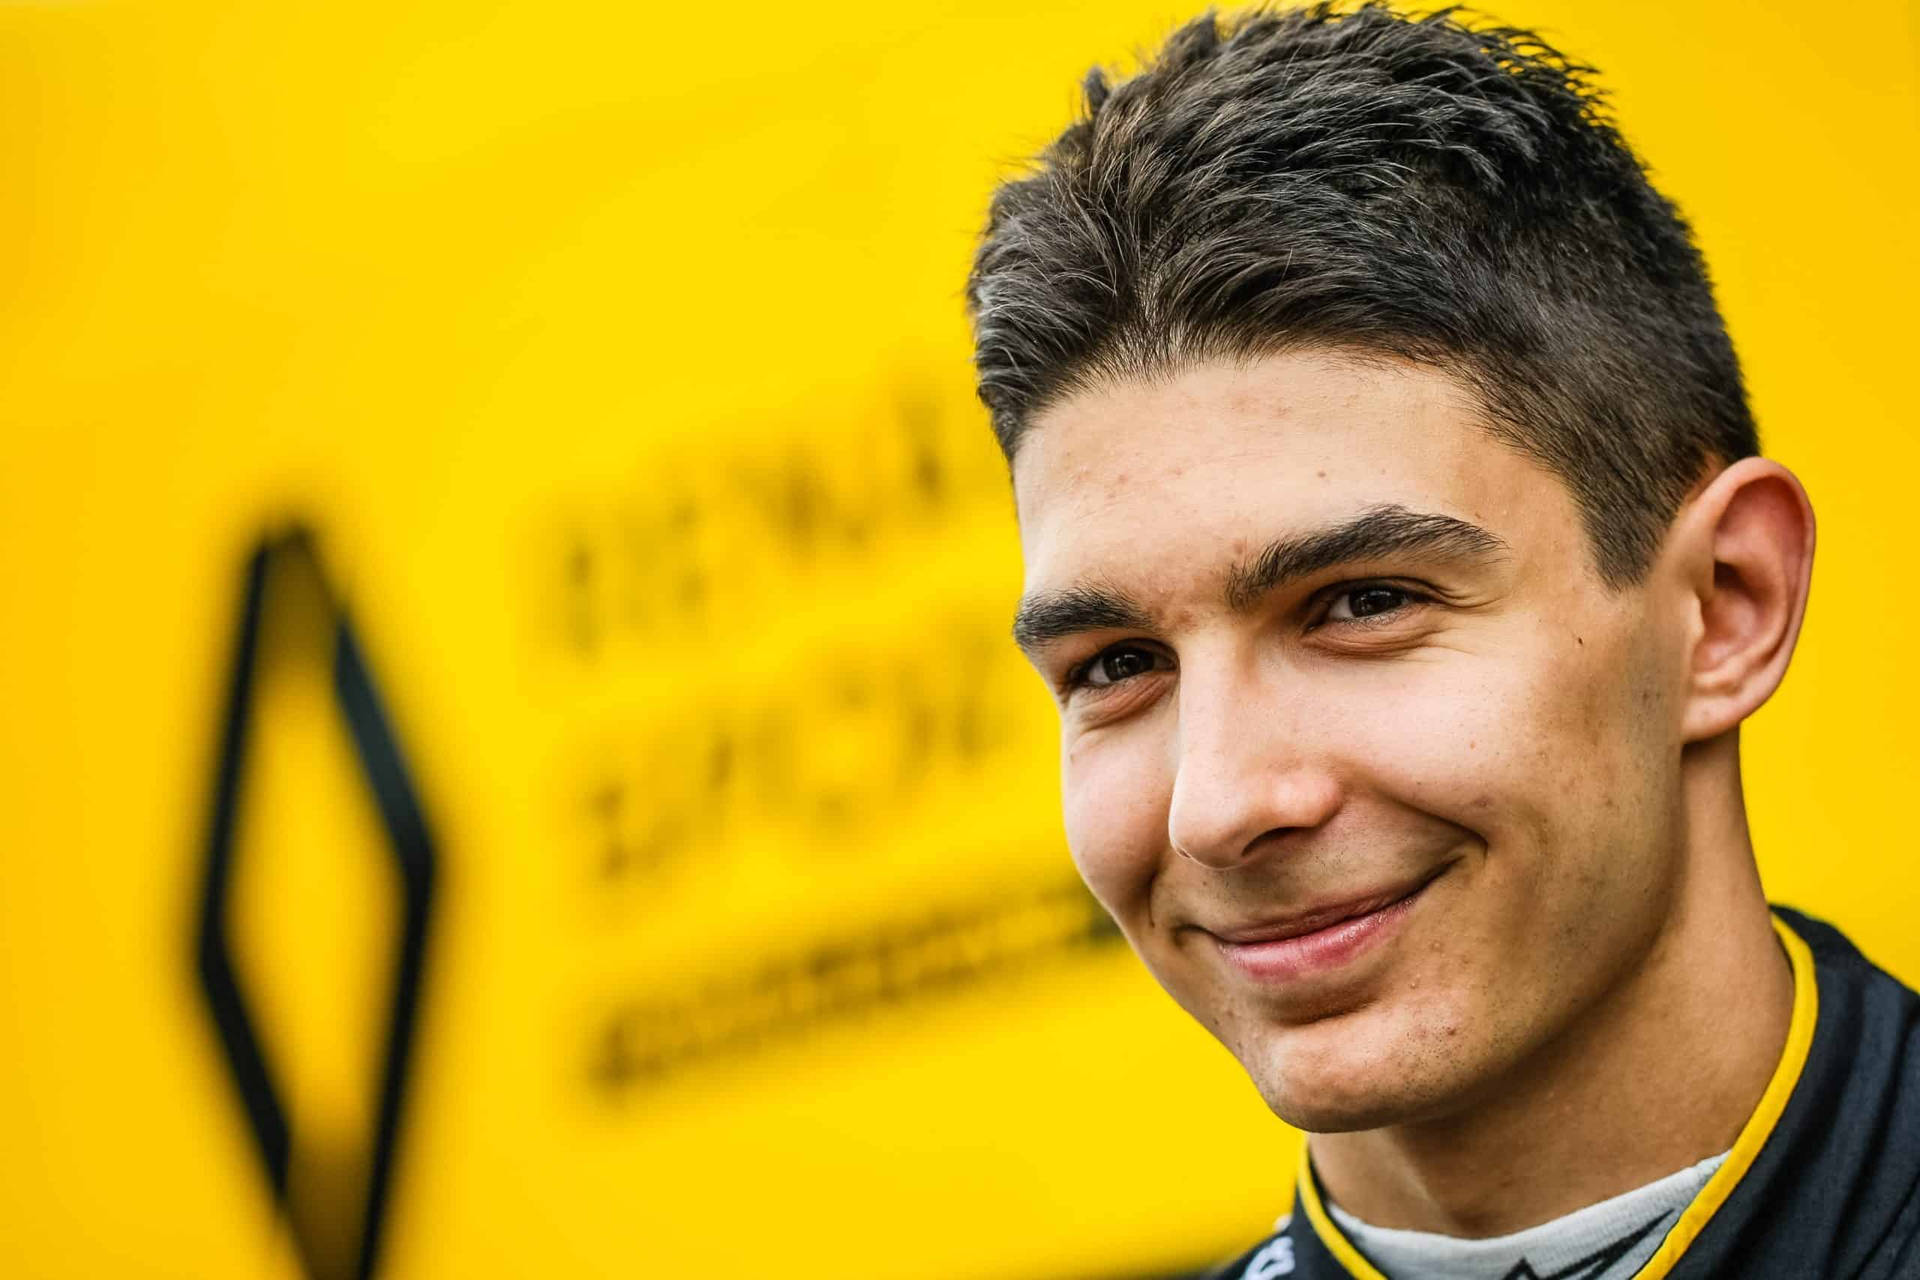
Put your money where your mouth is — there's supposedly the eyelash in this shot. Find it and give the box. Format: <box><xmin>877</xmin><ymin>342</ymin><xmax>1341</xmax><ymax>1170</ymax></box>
<box><xmin>1062</xmin><ymin>580</ymin><xmax>1432</xmax><ymax>692</ymax></box>
<box><xmin>1317</xmin><ymin>581</ymin><xmax>1429</xmax><ymax>629</ymax></box>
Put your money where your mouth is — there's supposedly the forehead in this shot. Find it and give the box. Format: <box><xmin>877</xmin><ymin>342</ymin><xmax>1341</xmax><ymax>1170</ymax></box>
<box><xmin>1011</xmin><ymin>350</ymin><xmax>1572</xmax><ymax>594</ymax></box>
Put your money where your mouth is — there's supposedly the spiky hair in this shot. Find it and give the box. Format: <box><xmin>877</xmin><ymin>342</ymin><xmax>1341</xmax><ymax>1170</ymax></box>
<box><xmin>966</xmin><ymin>2</ymin><xmax>1756</xmax><ymax>583</ymax></box>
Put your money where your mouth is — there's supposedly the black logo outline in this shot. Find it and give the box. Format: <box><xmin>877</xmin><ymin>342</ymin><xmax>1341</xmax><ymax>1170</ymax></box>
<box><xmin>193</xmin><ymin>527</ymin><xmax>437</xmax><ymax>1280</ymax></box>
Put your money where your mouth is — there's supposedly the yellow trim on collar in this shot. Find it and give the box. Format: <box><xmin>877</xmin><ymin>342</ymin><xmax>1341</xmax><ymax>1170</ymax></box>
<box><xmin>1295</xmin><ymin>913</ymin><xmax>1819</xmax><ymax>1279</ymax></box>
<box><xmin>1631</xmin><ymin>913</ymin><xmax>1818</xmax><ymax>1277</ymax></box>
<box><xmin>1297</xmin><ymin>1139</ymin><xmax>1391</xmax><ymax>1280</ymax></box>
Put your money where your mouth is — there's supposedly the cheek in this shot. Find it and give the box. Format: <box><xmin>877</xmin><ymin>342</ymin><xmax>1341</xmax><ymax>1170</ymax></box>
<box><xmin>1061</xmin><ymin>729</ymin><xmax>1171</xmax><ymax>918</ymax></box>
<box><xmin>1332</xmin><ymin>662</ymin><xmax>1542</xmax><ymax>826</ymax></box>
<box><xmin>1317</xmin><ymin>630</ymin><xmax>1620</xmax><ymax>857</ymax></box>
<box><xmin>1347</xmin><ymin>618</ymin><xmax>1673</xmax><ymax>922</ymax></box>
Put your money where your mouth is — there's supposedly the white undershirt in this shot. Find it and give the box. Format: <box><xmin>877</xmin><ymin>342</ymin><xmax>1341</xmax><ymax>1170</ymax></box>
<box><xmin>1323</xmin><ymin>1151</ymin><xmax>1728</xmax><ymax>1280</ymax></box>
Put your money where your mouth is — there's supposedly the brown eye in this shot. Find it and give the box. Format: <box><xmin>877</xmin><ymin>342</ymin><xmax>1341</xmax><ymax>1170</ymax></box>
<box><xmin>1328</xmin><ymin>585</ymin><xmax>1410</xmax><ymax>622</ymax></box>
<box><xmin>1085</xmin><ymin>646</ymin><xmax>1157</xmax><ymax>687</ymax></box>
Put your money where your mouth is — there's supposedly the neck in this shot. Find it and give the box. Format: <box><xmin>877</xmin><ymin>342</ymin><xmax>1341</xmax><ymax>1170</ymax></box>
<box><xmin>1307</xmin><ymin>736</ymin><xmax>1796</xmax><ymax>1238</ymax></box>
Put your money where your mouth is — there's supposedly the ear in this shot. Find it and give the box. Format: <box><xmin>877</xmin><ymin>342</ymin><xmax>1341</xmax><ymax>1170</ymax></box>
<box><xmin>1672</xmin><ymin>457</ymin><xmax>1816</xmax><ymax>743</ymax></box>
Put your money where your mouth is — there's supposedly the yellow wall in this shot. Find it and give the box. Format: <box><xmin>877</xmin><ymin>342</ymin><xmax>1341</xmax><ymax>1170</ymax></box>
<box><xmin>1</xmin><ymin>1</ymin><xmax>1915</xmax><ymax>1277</ymax></box>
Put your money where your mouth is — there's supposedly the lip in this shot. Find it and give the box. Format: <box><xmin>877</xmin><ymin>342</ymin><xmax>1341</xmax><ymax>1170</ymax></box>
<box><xmin>1206</xmin><ymin>869</ymin><xmax>1444</xmax><ymax>985</ymax></box>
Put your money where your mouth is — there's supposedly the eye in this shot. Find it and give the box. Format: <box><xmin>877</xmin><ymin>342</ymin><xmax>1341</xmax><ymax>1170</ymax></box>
<box><xmin>1324</xmin><ymin>584</ymin><xmax>1415</xmax><ymax>623</ymax></box>
<box><xmin>1075</xmin><ymin>644</ymin><xmax>1165</xmax><ymax>689</ymax></box>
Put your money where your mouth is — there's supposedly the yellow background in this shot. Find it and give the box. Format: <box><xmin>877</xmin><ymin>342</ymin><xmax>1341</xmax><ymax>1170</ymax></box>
<box><xmin>1</xmin><ymin>1</ymin><xmax>1915</xmax><ymax>1276</ymax></box>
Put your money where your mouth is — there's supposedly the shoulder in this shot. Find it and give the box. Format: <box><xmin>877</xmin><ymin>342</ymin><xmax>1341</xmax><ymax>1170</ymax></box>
<box><xmin>1736</xmin><ymin>906</ymin><xmax>1920</xmax><ymax>1272</ymax></box>
<box><xmin>1771</xmin><ymin>905</ymin><xmax>1920</xmax><ymax>1152</ymax></box>
<box><xmin>1774</xmin><ymin>905</ymin><xmax>1918</xmax><ymax>1054</ymax></box>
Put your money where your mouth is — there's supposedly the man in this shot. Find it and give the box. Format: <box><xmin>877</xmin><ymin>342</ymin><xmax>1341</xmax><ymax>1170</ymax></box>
<box><xmin>965</xmin><ymin>5</ymin><xmax>1920</xmax><ymax>1278</ymax></box>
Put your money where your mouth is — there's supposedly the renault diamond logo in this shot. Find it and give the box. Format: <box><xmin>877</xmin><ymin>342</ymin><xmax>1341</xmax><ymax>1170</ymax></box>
<box><xmin>193</xmin><ymin>528</ymin><xmax>437</xmax><ymax>1280</ymax></box>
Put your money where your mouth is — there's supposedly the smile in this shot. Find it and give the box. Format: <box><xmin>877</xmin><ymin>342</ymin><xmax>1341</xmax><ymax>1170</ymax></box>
<box><xmin>1206</xmin><ymin>868</ymin><xmax>1446</xmax><ymax>985</ymax></box>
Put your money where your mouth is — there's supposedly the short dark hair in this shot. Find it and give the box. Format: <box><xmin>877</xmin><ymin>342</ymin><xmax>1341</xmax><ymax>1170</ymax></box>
<box><xmin>966</xmin><ymin>2</ymin><xmax>1758</xmax><ymax>585</ymax></box>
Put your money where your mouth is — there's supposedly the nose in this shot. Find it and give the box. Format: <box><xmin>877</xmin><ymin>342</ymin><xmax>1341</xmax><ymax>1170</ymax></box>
<box><xmin>1166</xmin><ymin>674</ymin><xmax>1342</xmax><ymax>869</ymax></box>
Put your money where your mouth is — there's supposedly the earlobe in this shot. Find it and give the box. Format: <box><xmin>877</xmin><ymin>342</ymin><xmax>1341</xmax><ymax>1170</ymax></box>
<box><xmin>1679</xmin><ymin>458</ymin><xmax>1816</xmax><ymax>743</ymax></box>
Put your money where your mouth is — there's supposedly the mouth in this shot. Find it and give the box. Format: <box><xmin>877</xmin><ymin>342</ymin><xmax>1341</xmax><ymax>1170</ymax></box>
<box><xmin>1204</xmin><ymin>865</ymin><xmax>1449</xmax><ymax>985</ymax></box>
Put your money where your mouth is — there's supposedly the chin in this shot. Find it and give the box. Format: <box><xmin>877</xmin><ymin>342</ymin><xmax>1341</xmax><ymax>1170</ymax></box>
<box><xmin>1237</xmin><ymin>1006</ymin><xmax>1474</xmax><ymax>1134</ymax></box>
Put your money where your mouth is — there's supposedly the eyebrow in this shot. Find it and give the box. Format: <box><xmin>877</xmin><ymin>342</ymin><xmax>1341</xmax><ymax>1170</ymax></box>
<box><xmin>1223</xmin><ymin>504</ymin><xmax>1508</xmax><ymax>611</ymax></box>
<box><xmin>1011</xmin><ymin>504</ymin><xmax>1507</xmax><ymax>652</ymax></box>
<box><xmin>1011</xmin><ymin>583</ymin><xmax>1154</xmax><ymax>652</ymax></box>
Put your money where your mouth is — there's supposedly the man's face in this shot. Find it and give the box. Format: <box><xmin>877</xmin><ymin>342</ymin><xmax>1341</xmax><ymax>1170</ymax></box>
<box><xmin>1011</xmin><ymin>350</ymin><xmax>1693</xmax><ymax>1132</ymax></box>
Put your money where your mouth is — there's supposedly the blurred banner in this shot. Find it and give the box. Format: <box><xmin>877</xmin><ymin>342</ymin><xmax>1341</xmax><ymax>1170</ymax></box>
<box><xmin>1</xmin><ymin>1</ymin><xmax>1916</xmax><ymax>1277</ymax></box>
